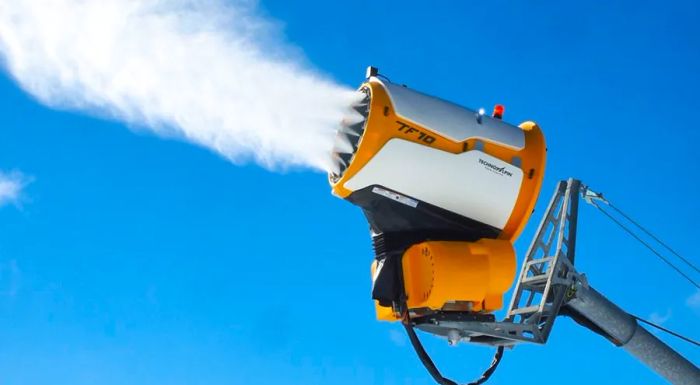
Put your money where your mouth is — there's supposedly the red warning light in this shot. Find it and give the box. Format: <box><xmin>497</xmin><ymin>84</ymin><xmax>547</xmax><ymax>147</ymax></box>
<box><xmin>493</xmin><ymin>104</ymin><xmax>505</xmax><ymax>119</ymax></box>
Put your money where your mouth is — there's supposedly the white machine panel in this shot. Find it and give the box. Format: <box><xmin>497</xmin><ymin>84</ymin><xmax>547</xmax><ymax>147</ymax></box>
<box><xmin>379</xmin><ymin>79</ymin><xmax>525</xmax><ymax>149</ymax></box>
<box><xmin>344</xmin><ymin>139</ymin><xmax>523</xmax><ymax>229</ymax></box>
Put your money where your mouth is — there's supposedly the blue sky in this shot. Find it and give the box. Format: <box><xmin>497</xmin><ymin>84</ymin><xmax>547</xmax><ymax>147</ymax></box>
<box><xmin>1</xmin><ymin>1</ymin><xmax>699</xmax><ymax>384</ymax></box>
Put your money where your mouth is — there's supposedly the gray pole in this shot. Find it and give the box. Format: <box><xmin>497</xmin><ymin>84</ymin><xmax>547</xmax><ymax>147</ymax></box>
<box><xmin>566</xmin><ymin>280</ymin><xmax>700</xmax><ymax>384</ymax></box>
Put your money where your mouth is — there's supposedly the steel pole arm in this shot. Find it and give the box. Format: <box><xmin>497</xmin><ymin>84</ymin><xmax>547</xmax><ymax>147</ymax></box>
<box><xmin>566</xmin><ymin>279</ymin><xmax>700</xmax><ymax>384</ymax></box>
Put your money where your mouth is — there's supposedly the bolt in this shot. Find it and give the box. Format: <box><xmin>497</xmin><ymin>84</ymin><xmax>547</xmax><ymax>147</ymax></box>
<box><xmin>447</xmin><ymin>330</ymin><xmax>461</xmax><ymax>346</ymax></box>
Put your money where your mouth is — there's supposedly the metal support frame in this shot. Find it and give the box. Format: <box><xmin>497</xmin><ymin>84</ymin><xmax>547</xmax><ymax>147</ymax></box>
<box><xmin>504</xmin><ymin>178</ymin><xmax>580</xmax><ymax>342</ymax></box>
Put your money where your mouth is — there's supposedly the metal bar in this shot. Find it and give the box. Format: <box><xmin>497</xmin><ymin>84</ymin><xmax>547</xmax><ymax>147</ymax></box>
<box><xmin>521</xmin><ymin>274</ymin><xmax>548</xmax><ymax>284</ymax></box>
<box><xmin>540</xmin><ymin>185</ymin><xmax>571</xmax><ymax>313</ymax></box>
<box><xmin>565</xmin><ymin>178</ymin><xmax>580</xmax><ymax>264</ymax></box>
<box><xmin>510</xmin><ymin>305</ymin><xmax>541</xmax><ymax>315</ymax></box>
<box><xmin>567</xmin><ymin>282</ymin><xmax>700</xmax><ymax>385</ymax></box>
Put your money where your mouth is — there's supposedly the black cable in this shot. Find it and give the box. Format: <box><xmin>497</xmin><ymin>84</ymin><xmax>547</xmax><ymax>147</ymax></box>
<box><xmin>402</xmin><ymin>314</ymin><xmax>504</xmax><ymax>385</ymax></box>
<box><xmin>402</xmin><ymin>321</ymin><xmax>457</xmax><ymax>385</ymax></box>
<box><xmin>465</xmin><ymin>346</ymin><xmax>504</xmax><ymax>385</ymax></box>
<box><xmin>607</xmin><ymin>202</ymin><xmax>700</xmax><ymax>275</ymax></box>
<box><xmin>591</xmin><ymin>202</ymin><xmax>699</xmax><ymax>289</ymax></box>
<box><xmin>631</xmin><ymin>314</ymin><xmax>700</xmax><ymax>348</ymax></box>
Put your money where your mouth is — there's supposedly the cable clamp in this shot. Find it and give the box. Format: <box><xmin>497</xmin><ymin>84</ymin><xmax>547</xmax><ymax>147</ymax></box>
<box><xmin>580</xmin><ymin>185</ymin><xmax>608</xmax><ymax>205</ymax></box>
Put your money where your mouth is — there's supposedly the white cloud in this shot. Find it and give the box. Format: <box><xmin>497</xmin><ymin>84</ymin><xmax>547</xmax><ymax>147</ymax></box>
<box><xmin>648</xmin><ymin>309</ymin><xmax>672</xmax><ymax>325</ymax></box>
<box><xmin>0</xmin><ymin>0</ymin><xmax>358</xmax><ymax>171</ymax></box>
<box><xmin>686</xmin><ymin>290</ymin><xmax>700</xmax><ymax>311</ymax></box>
<box><xmin>0</xmin><ymin>171</ymin><xmax>29</xmax><ymax>207</ymax></box>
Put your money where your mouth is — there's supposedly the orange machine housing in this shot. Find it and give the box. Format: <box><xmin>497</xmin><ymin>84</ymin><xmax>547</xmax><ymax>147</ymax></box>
<box><xmin>330</xmin><ymin>74</ymin><xmax>546</xmax><ymax>322</ymax></box>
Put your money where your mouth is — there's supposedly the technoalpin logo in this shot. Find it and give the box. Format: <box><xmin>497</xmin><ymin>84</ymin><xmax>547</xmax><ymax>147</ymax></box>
<box><xmin>478</xmin><ymin>158</ymin><xmax>513</xmax><ymax>177</ymax></box>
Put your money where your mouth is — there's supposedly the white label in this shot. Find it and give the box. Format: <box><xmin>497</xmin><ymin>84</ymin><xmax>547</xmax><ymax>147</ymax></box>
<box><xmin>371</xmin><ymin>186</ymin><xmax>419</xmax><ymax>208</ymax></box>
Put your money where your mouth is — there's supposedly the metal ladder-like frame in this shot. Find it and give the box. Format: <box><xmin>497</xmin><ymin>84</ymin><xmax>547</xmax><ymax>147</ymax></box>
<box><xmin>503</xmin><ymin>178</ymin><xmax>580</xmax><ymax>343</ymax></box>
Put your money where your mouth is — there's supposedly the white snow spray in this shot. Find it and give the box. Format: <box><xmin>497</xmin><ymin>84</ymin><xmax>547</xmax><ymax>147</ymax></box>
<box><xmin>0</xmin><ymin>0</ymin><xmax>360</xmax><ymax>171</ymax></box>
